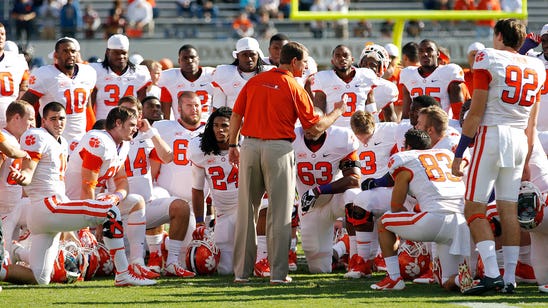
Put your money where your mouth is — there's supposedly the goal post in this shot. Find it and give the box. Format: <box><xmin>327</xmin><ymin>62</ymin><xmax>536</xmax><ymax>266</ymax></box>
<box><xmin>289</xmin><ymin>0</ymin><xmax>528</xmax><ymax>50</ymax></box>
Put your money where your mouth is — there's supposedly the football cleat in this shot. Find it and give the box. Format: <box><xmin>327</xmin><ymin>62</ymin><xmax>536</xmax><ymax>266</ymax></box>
<box><xmin>462</xmin><ymin>275</ymin><xmax>504</xmax><ymax>295</ymax></box>
<box><xmin>254</xmin><ymin>258</ymin><xmax>271</xmax><ymax>278</ymax></box>
<box><xmin>413</xmin><ymin>269</ymin><xmax>435</xmax><ymax>284</ymax></box>
<box><xmin>165</xmin><ymin>263</ymin><xmax>196</xmax><ymax>278</ymax></box>
<box><xmin>373</xmin><ymin>253</ymin><xmax>386</xmax><ymax>272</ymax></box>
<box><xmin>371</xmin><ymin>276</ymin><xmax>405</xmax><ymax>291</ymax></box>
<box><xmin>130</xmin><ymin>263</ymin><xmax>160</xmax><ymax>279</ymax></box>
<box><xmin>499</xmin><ymin>282</ymin><xmax>516</xmax><ymax>294</ymax></box>
<box><xmin>344</xmin><ymin>254</ymin><xmax>372</xmax><ymax>279</ymax></box>
<box><xmin>288</xmin><ymin>250</ymin><xmax>297</xmax><ymax>272</ymax></box>
<box><xmin>539</xmin><ymin>285</ymin><xmax>548</xmax><ymax>293</ymax></box>
<box><xmin>147</xmin><ymin>252</ymin><xmax>163</xmax><ymax>274</ymax></box>
<box><xmin>114</xmin><ymin>270</ymin><xmax>156</xmax><ymax>286</ymax></box>
<box><xmin>234</xmin><ymin>277</ymin><xmax>250</xmax><ymax>283</ymax></box>
<box><xmin>515</xmin><ymin>261</ymin><xmax>536</xmax><ymax>283</ymax></box>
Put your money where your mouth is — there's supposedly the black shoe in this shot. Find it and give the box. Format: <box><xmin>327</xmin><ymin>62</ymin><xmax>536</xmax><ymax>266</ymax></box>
<box><xmin>463</xmin><ymin>275</ymin><xmax>504</xmax><ymax>295</ymax></box>
<box><xmin>499</xmin><ymin>282</ymin><xmax>516</xmax><ymax>294</ymax></box>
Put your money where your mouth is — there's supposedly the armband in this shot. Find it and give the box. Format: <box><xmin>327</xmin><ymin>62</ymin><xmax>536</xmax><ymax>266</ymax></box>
<box><xmin>455</xmin><ymin>134</ymin><xmax>474</xmax><ymax>158</ymax></box>
<box><xmin>113</xmin><ymin>191</ymin><xmax>124</xmax><ymax>201</ymax></box>
<box><xmin>339</xmin><ymin>160</ymin><xmax>361</xmax><ymax>170</ymax></box>
<box><xmin>195</xmin><ymin>215</ymin><xmax>204</xmax><ymax>224</ymax></box>
<box><xmin>229</xmin><ymin>144</ymin><xmax>239</xmax><ymax>148</ymax></box>
<box><xmin>316</xmin><ymin>183</ymin><xmax>334</xmax><ymax>195</ymax></box>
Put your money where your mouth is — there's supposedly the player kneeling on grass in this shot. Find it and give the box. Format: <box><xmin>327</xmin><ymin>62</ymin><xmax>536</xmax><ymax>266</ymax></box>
<box><xmin>297</xmin><ymin>111</ymin><xmax>361</xmax><ymax>273</ymax></box>
<box><xmin>371</xmin><ymin>129</ymin><xmax>470</xmax><ymax>291</ymax></box>
<box><xmin>10</xmin><ymin>102</ymin><xmax>155</xmax><ymax>286</ymax></box>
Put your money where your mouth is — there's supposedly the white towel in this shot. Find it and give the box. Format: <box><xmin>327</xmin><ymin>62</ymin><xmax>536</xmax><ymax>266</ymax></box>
<box><xmin>449</xmin><ymin>213</ymin><xmax>471</xmax><ymax>256</ymax></box>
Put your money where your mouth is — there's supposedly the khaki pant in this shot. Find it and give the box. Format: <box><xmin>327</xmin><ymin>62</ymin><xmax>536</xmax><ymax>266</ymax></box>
<box><xmin>233</xmin><ymin>138</ymin><xmax>295</xmax><ymax>280</ymax></box>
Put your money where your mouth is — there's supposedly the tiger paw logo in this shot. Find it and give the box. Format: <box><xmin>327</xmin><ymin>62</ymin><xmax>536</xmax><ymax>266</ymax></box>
<box><xmin>205</xmin><ymin>255</ymin><xmax>217</xmax><ymax>271</ymax></box>
<box><xmin>69</xmin><ymin>141</ymin><xmax>79</xmax><ymax>152</ymax></box>
<box><xmin>89</xmin><ymin>137</ymin><xmax>101</xmax><ymax>148</ymax></box>
<box><xmin>29</xmin><ymin>75</ymin><xmax>36</xmax><ymax>85</ymax></box>
<box><xmin>474</xmin><ymin>51</ymin><xmax>486</xmax><ymax>63</ymax></box>
<box><xmin>25</xmin><ymin>134</ymin><xmax>36</xmax><ymax>146</ymax></box>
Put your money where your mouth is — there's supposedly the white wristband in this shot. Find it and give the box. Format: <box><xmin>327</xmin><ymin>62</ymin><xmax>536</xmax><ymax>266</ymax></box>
<box><xmin>141</xmin><ymin>127</ymin><xmax>159</xmax><ymax>139</ymax></box>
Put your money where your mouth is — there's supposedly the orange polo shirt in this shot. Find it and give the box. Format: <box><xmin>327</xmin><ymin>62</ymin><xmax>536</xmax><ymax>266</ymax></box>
<box><xmin>233</xmin><ymin>68</ymin><xmax>320</xmax><ymax>141</ymax></box>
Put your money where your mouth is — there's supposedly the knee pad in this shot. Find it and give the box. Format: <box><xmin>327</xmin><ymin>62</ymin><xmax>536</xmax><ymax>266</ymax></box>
<box><xmin>345</xmin><ymin>203</ymin><xmax>372</xmax><ymax>227</ymax></box>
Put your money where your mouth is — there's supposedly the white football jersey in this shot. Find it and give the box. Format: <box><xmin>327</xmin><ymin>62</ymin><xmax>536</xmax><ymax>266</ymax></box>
<box><xmin>0</xmin><ymin>129</ymin><xmax>23</xmax><ymax>211</ymax></box>
<box><xmin>158</xmin><ymin>67</ymin><xmax>215</xmax><ymax>122</ymax></box>
<box><xmin>65</xmin><ymin>129</ymin><xmax>130</xmax><ymax>199</ymax></box>
<box><xmin>0</xmin><ymin>52</ymin><xmax>29</xmax><ymax>126</ymax></box>
<box><xmin>474</xmin><ymin>48</ymin><xmax>545</xmax><ymax>129</ymax></box>
<box><xmin>357</xmin><ymin>122</ymin><xmax>399</xmax><ymax>178</ymax></box>
<box><xmin>532</xmin><ymin>53</ymin><xmax>548</xmax><ymax>131</ymax></box>
<box><xmin>188</xmin><ymin>137</ymin><xmax>238</xmax><ymax>211</ymax></box>
<box><xmin>293</xmin><ymin>126</ymin><xmax>359</xmax><ymax>196</ymax></box>
<box><xmin>27</xmin><ymin>64</ymin><xmax>97</xmax><ymax>141</ymax></box>
<box><xmin>388</xmin><ymin>148</ymin><xmax>465</xmax><ymax>213</ymax></box>
<box><xmin>432</xmin><ymin>127</ymin><xmax>461</xmax><ymax>152</ymax></box>
<box><xmin>211</xmin><ymin>64</ymin><xmax>275</xmax><ymax>109</ymax></box>
<box><xmin>20</xmin><ymin>127</ymin><xmax>69</xmax><ymax>203</ymax></box>
<box><xmin>153</xmin><ymin>120</ymin><xmax>205</xmax><ymax>200</ymax></box>
<box><xmin>91</xmin><ymin>63</ymin><xmax>151</xmax><ymax>120</ymax></box>
<box><xmin>125</xmin><ymin>132</ymin><xmax>160</xmax><ymax>202</ymax></box>
<box><xmin>399</xmin><ymin>64</ymin><xmax>465</xmax><ymax>118</ymax></box>
<box><xmin>395</xmin><ymin>119</ymin><xmax>413</xmax><ymax>151</ymax></box>
<box><xmin>309</xmin><ymin>68</ymin><xmax>378</xmax><ymax>128</ymax></box>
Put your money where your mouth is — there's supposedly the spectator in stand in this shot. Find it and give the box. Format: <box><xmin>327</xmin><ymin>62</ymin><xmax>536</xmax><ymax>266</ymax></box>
<box><xmin>127</xmin><ymin>0</ymin><xmax>154</xmax><ymax>37</ymax></box>
<box><xmin>11</xmin><ymin>0</ymin><xmax>37</xmax><ymax>44</ymax></box>
<box><xmin>59</xmin><ymin>0</ymin><xmax>81</xmax><ymax>38</ymax></box>
<box><xmin>406</xmin><ymin>20</ymin><xmax>424</xmax><ymax>38</ymax></box>
<box><xmin>232</xmin><ymin>11</ymin><xmax>254</xmax><ymax>39</ymax></box>
<box><xmin>353</xmin><ymin>20</ymin><xmax>373</xmax><ymax>38</ymax></box>
<box><xmin>309</xmin><ymin>0</ymin><xmax>326</xmax><ymax>39</ymax></box>
<box><xmin>501</xmin><ymin>0</ymin><xmax>522</xmax><ymax>12</ymax></box>
<box><xmin>176</xmin><ymin>0</ymin><xmax>199</xmax><ymax>18</ymax></box>
<box><xmin>380</xmin><ymin>20</ymin><xmax>394</xmax><ymax>39</ymax></box>
<box><xmin>453</xmin><ymin>0</ymin><xmax>474</xmax><ymax>28</ymax></box>
<box><xmin>38</xmin><ymin>0</ymin><xmax>60</xmax><ymax>40</ymax></box>
<box><xmin>328</xmin><ymin>0</ymin><xmax>349</xmax><ymax>39</ymax></box>
<box><xmin>255</xmin><ymin>10</ymin><xmax>277</xmax><ymax>40</ymax></box>
<box><xmin>146</xmin><ymin>0</ymin><xmax>160</xmax><ymax>18</ymax></box>
<box><xmin>279</xmin><ymin>0</ymin><xmax>290</xmax><ymax>18</ymax></box>
<box><xmin>104</xmin><ymin>0</ymin><xmax>126</xmax><ymax>39</ymax></box>
<box><xmin>258</xmin><ymin>0</ymin><xmax>282</xmax><ymax>19</ymax></box>
<box><xmin>475</xmin><ymin>0</ymin><xmax>501</xmax><ymax>39</ymax></box>
<box><xmin>200</xmin><ymin>1</ymin><xmax>219</xmax><ymax>22</ymax></box>
<box><xmin>423</xmin><ymin>0</ymin><xmax>450</xmax><ymax>10</ymax></box>
<box><xmin>83</xmin><ymin>4</ymin><xmax>101</xmax><ymax>39</ymax></box>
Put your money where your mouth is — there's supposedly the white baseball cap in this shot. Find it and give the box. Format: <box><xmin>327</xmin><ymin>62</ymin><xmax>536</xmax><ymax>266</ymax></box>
<box><xmin>540</xmin><ymin>24</ymin><xmax>548</xmax><ymax>36</ymax></box>
<box><xmin>232</xmin><ymin>37</ymin><xmax>264</xmax><ymax>59</ymax></box>
<box><xmin>467</xmin><ymin>42</ymin><xmax>485</xmax><ymax>54</ymax></box>
<box><xmin>384</xmin><ymin>43</ymin><xmax>399</xmax><ymax>57</ymax></box>
<box><xmin>129</xmin><ymin>53</ymin><xmax>144</xmax><ymax>65</ymax></box>
<box><xmin>107</xmin><ymin>34</ymin><xmax>130</xmax><ymax>51</ymax></box>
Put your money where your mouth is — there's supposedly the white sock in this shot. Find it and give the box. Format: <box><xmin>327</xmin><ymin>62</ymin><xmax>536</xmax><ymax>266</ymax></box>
<box><xmin>519</xmin><ymin>245</ymin><xmax>531</xmax><ymax>265</ymax></box>
<box><xmin>166</xmin><ymin>239</ymin><xmax>184</xmax><ymax>266</ymax></box>
<box><xmin>126</xmin><ymin>209</ymin><xmax>146</xmax><ymax>265</ymax></box>
<box><xmin>348</xmin><ymin>235</ymin><xmax>357</xmax><ymax>258</ymax></box>
<box><xmin>385</xmin><ymin>255</ymin><xmax>401</xmax><ymax>280</ymax></box>
<box><xmin>103</xmin><ymin>237</ymin><xmax>129</xmax><ymax>274</ymax></box>
<box><xmin>256</xmin><ymin>235</ymin><xmax>268</xmax><ymax>262</ymax></box>
<box><xmin>146</xmin><ymin>233</ymin><xmax>164</xmax><ymax>256</ymax></box>
<box><xmin>476</xmin><ymin>240</ymin><xmax>499</xmax><ymax>278</ymax></box>
<box><xmin>502</xmin><ymin>246</ymin><xmax>519</xmax><ymax>284</ymax></box>
<box><xmin>290</xmin><ymin>237</ymin><xmax>297</xmax><ymax>252</ymax></box>
<box><xmin>356</xmin><ymin>231</ymin><xmax>375</xmax><ymax>260</ymax></box>
<box><xmin>332</xmin><ymin>241</ymin><xmax>347</xmax><ymax>259</ymax></box>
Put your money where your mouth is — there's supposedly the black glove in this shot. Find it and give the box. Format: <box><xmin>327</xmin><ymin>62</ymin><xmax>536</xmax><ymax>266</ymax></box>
<box><xmin>361</xmin><ymin>178</ymin><xmax>377</xmax><ymax>191</ymax></box>
<box><xmin>300</xmin><ymin>189</ymin><xmax>317</xmax><ymax>213</ymax></box>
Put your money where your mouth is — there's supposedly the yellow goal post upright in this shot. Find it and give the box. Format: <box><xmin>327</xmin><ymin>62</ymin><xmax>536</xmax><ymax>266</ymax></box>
<box><xmin>289</xmin><ymin>0</ymin><xmax>528</xmax><ymax>51</ymax></box>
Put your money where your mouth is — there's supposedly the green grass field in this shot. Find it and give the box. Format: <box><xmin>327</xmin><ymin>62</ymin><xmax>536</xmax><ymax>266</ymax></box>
<box><xmin>2</xmin><ymin>264</ymin><xmax>547</xmax><ymax>307</ymax></box>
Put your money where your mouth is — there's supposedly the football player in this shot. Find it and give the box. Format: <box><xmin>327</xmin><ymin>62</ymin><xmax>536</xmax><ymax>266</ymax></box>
<box><xmin>21</xmin><ymin>37</ymin><xmax>97</xmax><ymax>141</ymax></box>
<box><xmin>119</xmin><ymin>96</ymin><xmax>196</xmax><ymax>278</ymax></box>
<box><xmin>308</xmin><ymin>44</ymin><xmax>378</xmax><ymax>128</ymax></box>
<box><xmin>371</xmin><ymin>129</ymin><xmax>469</xmax><ymax>291</ymax></box>
<box><xmin>189</xmin><ymin>107</ymin><xmax>238</xmax><ymax>275</ymax></box>
<box><xmin>399</xmin><ymin>39</ymin><xmax>465</xmax><ymax>120</ymax></box>
<box><xmin>295</xmin><ymin>110</ymin><xmax>361</xmax><ymax>273</ymax></box>
<box><xmin>90</xmin><ymin>34</ymin><xmax>151</xmax><ymax>121</ymax></box>
<box><xmin>211</xmin><ymin>37</ymin><xmax>275</xmax><ymax>110</ymax></box>
<box><xmin>10</xmin><ymin>102</ymin><xmax>155</xmax><ymax>286</ymax></box>
<box><xmin>0</xmin><ymin>23</ymin><xmax>30</xmax><ymax>128</ymax></box>
<box><xmin>158</xmin><ymin>44</ymin><xmax>215</xmax><ymax>122</ymax></box>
